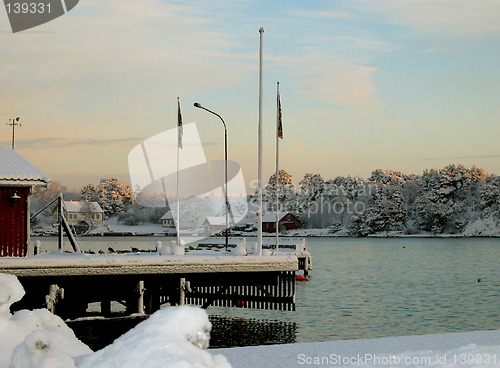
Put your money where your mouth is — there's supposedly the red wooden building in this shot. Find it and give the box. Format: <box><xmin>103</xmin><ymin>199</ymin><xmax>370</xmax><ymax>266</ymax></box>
<box><xmin>262</xmin><ymin>211</ymin><xmax>301</xmax><ymax>233</ymax></box>
<box><xmin>0</xmin><ymin>149</ymin><xmax>50</xmax><ymax>257</ymax></box>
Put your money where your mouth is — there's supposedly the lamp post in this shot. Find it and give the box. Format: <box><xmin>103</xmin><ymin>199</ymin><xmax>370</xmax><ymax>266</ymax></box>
<box><xmin>7</xmin><ymin>117</ymin><xmax>20</xmax><ymax>150</ymax></box>
<box><xmin>194</xmin><ymin>103</ymin><xmax>229</xmax><ymax>251</ymax></box>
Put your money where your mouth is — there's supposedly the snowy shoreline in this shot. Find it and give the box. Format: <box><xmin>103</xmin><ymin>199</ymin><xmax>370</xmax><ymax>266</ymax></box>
<box><xmin>215</xmin><ymin>329</ymin><xmax>500</xmax><ymax>368</ymax></box>
<box><xmin>32</xmin><ymin>229</ymin><xmax>500</xmax><ymax>239</ymax></box>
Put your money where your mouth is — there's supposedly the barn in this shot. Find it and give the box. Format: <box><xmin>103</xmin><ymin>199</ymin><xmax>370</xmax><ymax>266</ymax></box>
<box><xmin>262</xmin><ymin>211</ymin><xmax>301</xmax><ymax>233</ymax></box>
<box><xmin>0</xmin><ymin>148</ymin><xmax>50</xmax><ymax>257</ymax></box>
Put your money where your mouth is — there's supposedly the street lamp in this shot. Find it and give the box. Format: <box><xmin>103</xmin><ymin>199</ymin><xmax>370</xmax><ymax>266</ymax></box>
<box><xmin>194</xmin><ymin>102</ymin><xmax>229</xmax><ymax>251</ymax></box>
<box><xmin>7</xmin><ymin>117</ymin><xmax>20</xmax><ymax>150</ymax></box>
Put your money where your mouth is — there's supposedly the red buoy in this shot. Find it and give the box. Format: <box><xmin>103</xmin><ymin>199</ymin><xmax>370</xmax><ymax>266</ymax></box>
<box><xmin>296</xmin><ymin>275</ymin><xmax>306</xmax><ymax>281</ymax></box>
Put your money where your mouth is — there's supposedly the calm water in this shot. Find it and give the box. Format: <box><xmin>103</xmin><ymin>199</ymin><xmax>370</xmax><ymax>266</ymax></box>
<box><xmin>32</xmin><ymin>236</ymin><xmax>500</xmax><ymax>345</ymax></box>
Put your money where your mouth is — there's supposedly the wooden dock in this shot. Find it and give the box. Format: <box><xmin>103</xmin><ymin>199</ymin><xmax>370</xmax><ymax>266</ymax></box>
<box><xmin>1</xmin><ymin>252</ymin><xmax>299</xmax><ymax>319</ymax></box>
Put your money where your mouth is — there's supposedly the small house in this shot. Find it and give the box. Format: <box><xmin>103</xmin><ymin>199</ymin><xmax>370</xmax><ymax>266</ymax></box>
<box><xmin>262</xmin><ymin>211</ymin><xmax>300</xmax><ymax>233</ymax></box>
<box><xmin>53</xmin><ymin>201</ymin><xmax>104</xmax><ymax>226</ymax></box>
<box><xmin>161</xmin><ymin>211</ymin><xmax>175</xmax><ymax>228</ymax></box>
<box><xmin>203</xmin><ymin>217</ymin><xmax>226</xmax><ymax>233</ymax></box>
<box><xmin>0</xmin><ymin>148</ymin><xmax>50</xmax><ymax>257</ymax></box>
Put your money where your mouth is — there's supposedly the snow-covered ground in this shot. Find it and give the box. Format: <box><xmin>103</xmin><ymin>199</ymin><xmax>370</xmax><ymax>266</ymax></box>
<box><xmin>1</xmin><ymin>273</ymin><xmax>499</xmax><ymax>367</ymax></box>
<box><xmin>216</xmin><ymin>330</ymin><xmax>500</xmax><ymax>368</ymax></box>
<box><xmin>88</xmin><ymin>217</ymin><xmax>171</xmax><ymax>235</ymax></box>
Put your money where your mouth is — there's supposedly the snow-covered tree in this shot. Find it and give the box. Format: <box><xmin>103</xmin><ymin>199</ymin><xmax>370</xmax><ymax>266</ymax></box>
<box><xmin>348</xmin><ymin>215</ymin><xmax>373</xmax><ymax>237</ymax></box>
<box><xmin>251</xmin><ymin>164</ymin><xmax>497</xmax><ymax>236</ymax></box>
<box><xmin>263</xmin><ymin>169</ymin><xmax>296</xmax><ymax>212</ymax></box>
<box><xmin>80</xmin><ymin>178</ymin><xmax>133</xmax><ymax>218</ymax></box>
<box><xmin>479</xmin><ymin>175</ymin><xmax>499</xmax><ymax>216</ymax></box>
<box><xmin>413</xmin><ymin>165</ymin><xmax>486</xmax><ymax>233</ymax></box>
<box><xmin>366</xmin><ymin>185</ymin><xmax>406</xmax><ymax>231</ymax></box>
<box><xmin>296</xmin><ymin>173</ymin><xmax>327</xmax><ymax>227</ymax></box>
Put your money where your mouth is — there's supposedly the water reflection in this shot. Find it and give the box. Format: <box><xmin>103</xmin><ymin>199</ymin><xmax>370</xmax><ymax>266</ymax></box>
<box><xmin>68</xmin><ymin>315</ymin><xmax>297</xmax><ymax>351</ymax></box>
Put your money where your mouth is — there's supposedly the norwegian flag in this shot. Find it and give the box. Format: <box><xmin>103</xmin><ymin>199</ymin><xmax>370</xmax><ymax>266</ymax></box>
<box><xmin>277</xmin><ymin>84</ymin><xmax>283</xmax><ymax>139</ymax></box>
<box><xmin>177</xmin><ymin>97</ymin><xmax>183</xmax><ymax>149</ymax></box>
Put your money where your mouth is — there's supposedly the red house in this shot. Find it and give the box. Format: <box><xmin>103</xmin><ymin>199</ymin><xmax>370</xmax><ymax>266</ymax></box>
<box><xmin>262</xmin><ymin>211</ymin><xmax>301</xmax><ymax>233</ymax></box>
<box><xmin>0</xmin><ymin>149</ymin><xmax>50</xmax><ymax>257</ymax></box>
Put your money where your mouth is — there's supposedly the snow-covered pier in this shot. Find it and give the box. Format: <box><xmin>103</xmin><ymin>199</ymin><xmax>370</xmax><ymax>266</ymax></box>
<box><xmin>0</xmin><ymin>251</ymin><xmax>299</xmax><ymax>319</ymax></box>
<box><xmin>198</xmin><ymin>236</ymin><xmax>313</xmax><ymax>275</ymax></box>
<box><xmin>262</xmin><ymin>237</ymin><xmax>312</xmax><ymax>275</ymax></box>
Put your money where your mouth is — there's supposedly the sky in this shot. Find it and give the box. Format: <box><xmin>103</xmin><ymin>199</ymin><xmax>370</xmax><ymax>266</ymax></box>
<box><xmin>1</xmin><ymin>0</ymin><xmax>499</xmax><ymax>191</ymax></box>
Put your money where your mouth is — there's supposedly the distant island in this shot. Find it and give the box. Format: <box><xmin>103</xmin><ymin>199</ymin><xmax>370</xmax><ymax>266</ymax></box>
<box><xmin>30</xmin><ymin>164</ymin><xmax>499</xmax><ymax>238</ymax></box>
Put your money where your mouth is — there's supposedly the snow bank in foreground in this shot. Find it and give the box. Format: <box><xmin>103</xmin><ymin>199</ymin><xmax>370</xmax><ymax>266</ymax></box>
<box><xmin>0</xmin><ymin>273</ymin><xmax>231</xmax><ymax>368</ymax></box>
<box><xmin>0</xmin><ymin>273</ymin><xmax>91</xmax><ymax>368</ymax></box>
<box><xmin>76</xmin><ymin>306</ymin><xmax>231</xmax><ymax>368</ymax></box>
<box><xmin>217</xmin><ymin>330</ymin><xmax>500</xmax><ymax>368</ymax></box>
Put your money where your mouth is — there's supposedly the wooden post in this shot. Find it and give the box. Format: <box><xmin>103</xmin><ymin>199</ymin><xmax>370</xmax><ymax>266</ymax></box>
<box><xmin>34</xmin><ymin>240</ymin><xmax>41</xmax><ymax>255</ymax></box>
<box><xmin>179</xmin><ymin>278</ymin><xmax>186</xmax><ymax>305</ymax></box>
<box><xmin>137</xmin><ymin>280</ymin><xmax>145</xmax><ymax>315</ymax></box>
<box><xmin>46</xmin><ymin>284</ymin><xmax>61</xmax><ymax>314</ymax></box>
<box><xmin>58</xmin><ymin>196</ymin><xmax>63</xmax><ymax>252</ymax></box>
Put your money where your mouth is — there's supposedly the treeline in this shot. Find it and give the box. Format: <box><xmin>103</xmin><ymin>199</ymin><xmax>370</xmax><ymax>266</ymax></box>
<box><xmin>31</xmin><ymin>165</ymin><xmax>499</xmax><ymax>236</ymax></box>
<box><xmin>259</xmin><ymin>165</ymin><xmax>499</xmax><ymax>236</ymax></box>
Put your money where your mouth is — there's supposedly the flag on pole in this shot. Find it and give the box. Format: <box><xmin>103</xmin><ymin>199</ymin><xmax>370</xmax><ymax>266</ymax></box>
<box><xmin>277</xmin><ymin>84</ymin><xmax>283</xmax><ymax>139</ymax></box>
<box><xmin>177</xmin><ymin>97</ymin><xmax>183</xmax><ymax>149</ymax></box>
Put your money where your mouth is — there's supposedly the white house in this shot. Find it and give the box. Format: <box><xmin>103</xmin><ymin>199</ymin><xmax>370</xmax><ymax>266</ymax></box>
<box><xmin>54</xmin><ymin>201</ymin><xmax>104</xmax><ymax>226</ymax></box>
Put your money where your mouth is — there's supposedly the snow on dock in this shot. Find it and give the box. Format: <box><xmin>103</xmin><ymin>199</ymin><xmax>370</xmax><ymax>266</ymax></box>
<box><xmin>0</xmin><ymin>247</ymin><xmax>300</xmax><ymax>318</ymax></box>
<box><xmin>0</xmin><ymin>252</ymin><xmax>298</xmax><ymax>277</ymax></box>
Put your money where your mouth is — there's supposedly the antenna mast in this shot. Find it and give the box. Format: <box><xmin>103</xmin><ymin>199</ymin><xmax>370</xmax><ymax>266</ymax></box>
<box><xmin>7</xmin><ymin>117</ymin><xmax>21</xmax><ymax>149</ymax></box>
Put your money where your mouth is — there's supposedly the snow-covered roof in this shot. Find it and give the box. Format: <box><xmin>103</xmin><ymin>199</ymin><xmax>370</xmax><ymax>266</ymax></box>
<box><xmin>204</xmin><ymin>217</ymin><xmax>226</xmax><ymax>226</ymax></box>
<box><xmin>0</xmin><ymin>148</ymin><xmax>50</xmax><ymax>187</ymax></box>
<box><xmin>161</xmin><ymin>211</ymin><xmax>173</xmax><ymax>220</ymax></box>
<box><xmin>262</xmin><ymin>212</ymin><xmax>291</xmax><ymax>223</ymax></box>
<box><xmin>64</xmin><ymin>201</ymin><xmax>103</xmax><ymax>213</ymax></box>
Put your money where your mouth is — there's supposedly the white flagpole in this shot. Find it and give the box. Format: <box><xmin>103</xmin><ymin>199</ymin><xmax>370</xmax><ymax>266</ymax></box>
<box><xmin>275</xmin><ymin>82</ymin><xmax>280</xmax><ymax>253</ymax></box>
<box><xmin>176</xmin><ymin>139</ymin><xmax>180</xmax><ymax>246</ymax></box>
<box><xmin>176</xmin><ymin>97</ymin><xmax>181</xmax><ymax>247</ymax></box>
<box><xmin>257</xmin><ymin>27</ymin><xmax>264</xmax><ymax>256</ymax></box>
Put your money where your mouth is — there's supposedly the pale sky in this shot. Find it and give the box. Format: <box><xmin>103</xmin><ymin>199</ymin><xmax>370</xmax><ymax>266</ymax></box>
<box><xmin>1</xmin><ymin>0</ymin><xmax>499</xmax><ymax>190</ymax></box>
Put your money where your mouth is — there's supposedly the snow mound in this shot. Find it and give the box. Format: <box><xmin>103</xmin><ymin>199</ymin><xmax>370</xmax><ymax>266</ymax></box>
<box><xmin>0</xmin><ymin>273</ymin><xmax>230</xmax><ymax>368</ymax></box>
<box><xmin>0</xmin><ymin>278</ymin><xmax>91</xmax><ymax>368</ymax></box>
<box><xmin>0</xmin><ymin>274</ymin><xmax>25</xmax><ymax>315</ymax></box>
<box><xmin>9</xmin><ymin>330</ymin><xmax>86</xmax><ymax>368</ymax></box>
<box><xmin>76</xmin><ymin>306</ymin><xmax>231</xmax><ymax>368</ymax></box>
<box><xmin>232</xmin><ymin>245</ymin><xmax>247</xmax><ymax>256</ymax></box>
